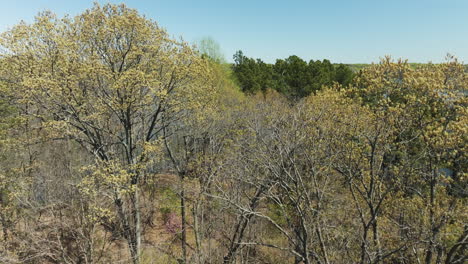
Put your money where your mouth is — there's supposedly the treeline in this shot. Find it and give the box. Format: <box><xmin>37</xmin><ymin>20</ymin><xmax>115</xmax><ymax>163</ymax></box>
<box><xmin>232</xmin><ymin>51</ymin><xmax>354</xmax><ymax>97</ymax></box>
<box><xmin>0</xmin><ymin>4</ymin><xmax>467</xmax><ymax>264</ymax></box>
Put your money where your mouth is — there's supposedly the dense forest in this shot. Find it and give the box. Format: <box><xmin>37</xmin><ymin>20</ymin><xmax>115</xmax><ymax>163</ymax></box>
<box><xmin>231</xmin><ymin>51</ymin><xmax>354</xmax><ymax>97</ymax></box>
<box><xmin>0</xmin><ymin>4</ymin><xmax>466</xmax><ymax>264</ymax></box>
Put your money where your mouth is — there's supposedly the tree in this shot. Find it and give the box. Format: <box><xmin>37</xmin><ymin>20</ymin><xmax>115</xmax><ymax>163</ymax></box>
<box><xmin>273</xmin><ymin>55</ymin><xmax>311</xmax><ymax>97</ymax></box>
<box><xmin>232</xmin><ymin>52</ymin><xmax>355</xmax><ymax>98</ymax></box>
<box><xmin>0</xmin><ymin>76</ymin><xmax>17</xmax><ymax>254</ymax></box>
<box><xmin>347</xmin><ymin>56</ymin><xmax>468</xmax><ymax>264</ymax></box>
<box><xmin>0</xmin><ymin>3</ymin><xmax>216</xmax><ymax>263</ymax></box>
<box><xmin>334</xmin><ymin>64</ymin><xmax>354</xmax><ymax>87</ymax></box>
<box><xmin>233</xmin><ymin>50</ymin><xmax>275</xmax><ymax>94</ymax></box>
<box><xmin>196</xmin><ymin>37</ymin><xmax>225</xmax><ymax>63</ymax></box>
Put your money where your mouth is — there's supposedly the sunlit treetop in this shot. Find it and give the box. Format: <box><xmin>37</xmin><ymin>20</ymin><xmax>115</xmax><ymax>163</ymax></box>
<box><xmin>0</xmin><ymin>2</ymin><xmax>217</xmax><ymax>163</ymax></box>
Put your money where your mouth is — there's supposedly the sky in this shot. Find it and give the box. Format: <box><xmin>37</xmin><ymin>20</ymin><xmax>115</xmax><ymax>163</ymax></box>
<box><xmin>0</xmin><ymin>0</ymin><xmax>467</xmax><ymax>64</ymax></box>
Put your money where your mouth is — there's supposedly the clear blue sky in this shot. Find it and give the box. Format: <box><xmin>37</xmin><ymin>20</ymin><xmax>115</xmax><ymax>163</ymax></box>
<box><xmin>1</xmin><ymin>0</ymin><xmax>467</xmax><ymax>64</ymax></box>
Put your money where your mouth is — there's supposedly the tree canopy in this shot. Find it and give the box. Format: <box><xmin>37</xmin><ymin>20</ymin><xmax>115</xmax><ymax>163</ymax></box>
<box><xmin>0</xmin><ymin>3</ymin><xmax>466</xmax><ymax>264</ymax></box>
<box><xmin>232</xmin><ymin>50</ymin><xmax>354</xmax><ymax>97</ymax></box>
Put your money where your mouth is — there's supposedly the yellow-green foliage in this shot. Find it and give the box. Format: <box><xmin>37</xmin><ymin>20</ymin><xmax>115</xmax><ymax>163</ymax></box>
<box><xmin>0</xmin><ymin>1</ymin><xmax>218</xmax><ymax>205</ymax></box>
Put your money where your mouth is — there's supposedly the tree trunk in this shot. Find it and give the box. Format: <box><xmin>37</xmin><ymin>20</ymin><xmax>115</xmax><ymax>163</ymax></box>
<box><xmin>425</xmin><ymin>172</ymin><xmax>436</xmax><ymax>264</ymax></box>
<box><xmin>180</xmin><ymin>185</ymin><xmax>188</xmax><ymax>264</ymax></box>
<box><xmin>360</xmin><ymin>224</ymin><xmax>369</xmax><ymax>264</ymax></box>
<box><xmin>115</xmin><ymin>190</ymin><xmax>141</xmax><ymax>264</ymax></box>
<box><xmin>133</xmin><ymin>188</ymin><xmax>141</xmax><ymax>264</ymax></box>
<box><xmin>316</xmin><ymin>226</ymin><xmax>330</xmax><ymax>264</ymax></box>
<box><xmin>223</xmin><ymin>186</ymin><xmax>265</xmax><ymax>264</ymax></box>
<box><xmin>372</xmin><ymin>216</ymin><xmax>382</xmax><ymax>263</ymax></box>
<box><xmin>193</xmin><ymin>202</ymin><xmax>203</xmax><ymax>264</ymax></box>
